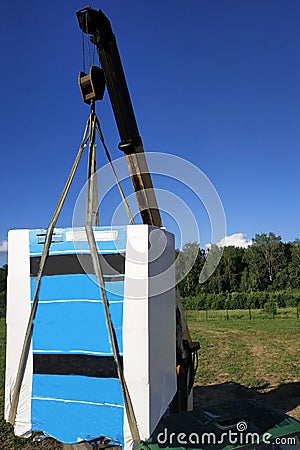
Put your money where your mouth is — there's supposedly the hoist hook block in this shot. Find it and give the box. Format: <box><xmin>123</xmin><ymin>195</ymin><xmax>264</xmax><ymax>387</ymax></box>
<box><xmin>78</xmin><ymin>65</ymin><xmax>105</xmax><ymax>105</ymax></box>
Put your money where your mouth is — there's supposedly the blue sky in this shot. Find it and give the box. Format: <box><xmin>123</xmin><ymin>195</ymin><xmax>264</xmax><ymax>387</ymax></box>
<box><xmin>1</xmin><ymin>0</ymin><xmax>300</xmax><ymax>265</ymax></box>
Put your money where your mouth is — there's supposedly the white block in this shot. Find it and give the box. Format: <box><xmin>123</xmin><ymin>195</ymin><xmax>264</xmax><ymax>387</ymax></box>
<box><xmin>5</xmin><ymin>229</ymin><xmax>32</xmax><ymax>437</ymax></box>
<box><xmin>123</xmin><ymin>225</ymin><xmax>176</xmax><ymax>449</ymax></box>
<box><xmin>5</xmin><ymin>225</ymin><xmax>177</xmax><ymax>447</ymax></box>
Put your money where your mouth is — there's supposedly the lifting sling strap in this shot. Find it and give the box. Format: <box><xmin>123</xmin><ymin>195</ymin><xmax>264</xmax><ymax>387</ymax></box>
<box><xmin>8</xmin><ymin>105</ymin><xmax>140</xmax><ymax>444</ymax></box>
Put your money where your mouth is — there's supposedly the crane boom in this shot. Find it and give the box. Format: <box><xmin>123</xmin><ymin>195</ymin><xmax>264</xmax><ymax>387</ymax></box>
<box><xmin>76</xmin><ymin>6</ymin><xmax>199</xmax><ymax>413</ymax></box>
<box><xmin>76</xmin><ymin>6</ymin><xmax>162</xmax><ymax>227</ymax></box>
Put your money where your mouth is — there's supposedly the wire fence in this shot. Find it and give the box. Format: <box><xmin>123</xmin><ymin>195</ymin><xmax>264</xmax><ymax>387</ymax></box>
<box><xmin>185</xmin><ymin>306</ymin><xmax>300</xmax><ymax>322</ymax></box>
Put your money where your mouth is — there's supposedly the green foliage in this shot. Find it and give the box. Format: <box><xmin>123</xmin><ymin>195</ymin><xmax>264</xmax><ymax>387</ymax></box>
<box><xmin>0</xmin><ymin>265</ymin><xmax>7</xmax><ymax>318</ymax></box>
<box><xmin>0</xmin><ymin>264</ymin><xmax>7</xmax><ymax>292</ymax></box>
<box><xmin>264</xmin><ymin>299</ymin><xmax>277</xmax><ymax>315</ymax></box>
<box><xmin>177</xmin><ymin>243</ymin><xmax>205</xmax><ymax>298</ymax></box>
<box><xmin>0</xmin><ymin>291</ymin><xmax>5</xmax><ymax>318</ymax></box>
<box><xmin>178</xmin><ymin>233</ymin><xmax>300</xmax><ymax>310</ymax></box>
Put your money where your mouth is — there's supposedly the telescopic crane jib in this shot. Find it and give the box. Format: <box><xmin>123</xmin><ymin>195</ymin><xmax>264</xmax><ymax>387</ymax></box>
<box><xmin>76</xmin><ymin>5</ymin><xmax>199</xmax><ymax>413</ymax></box>
<box><xmin>77</xmin><ymin>6</ymin><xmax>162</xmax><ymax>228</ymax></box>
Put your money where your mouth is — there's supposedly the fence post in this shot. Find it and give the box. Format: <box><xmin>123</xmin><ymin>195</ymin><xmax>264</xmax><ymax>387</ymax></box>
<box><xmin>206</xmin><ymin>307</ymin><xmax>208</xmax><ymax>321</ymax></box>
<box><xmin>297</xmin><ymin>303</ymin><xmax>299</xmax><ymax>320</ymax></box>
<box><xmin>248</xmin><ymin>304</ymin><xmax>252</xmax><ymax>321</ymax></box>
<box><xmin>226</xmin><ymin>305</ymin><xmax>229</xmax><ymax>320</ymax></box>
<box><xmin>272</xmin><ymin>301</ymin><xmax>275</xmax><ymax>320</ymax></box>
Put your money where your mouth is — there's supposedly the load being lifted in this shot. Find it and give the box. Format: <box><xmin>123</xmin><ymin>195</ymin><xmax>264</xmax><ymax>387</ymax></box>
<box><xmin>5</xmin><ymin>5</ymin><xmax>300</xmax><ymax>450</ymax></box>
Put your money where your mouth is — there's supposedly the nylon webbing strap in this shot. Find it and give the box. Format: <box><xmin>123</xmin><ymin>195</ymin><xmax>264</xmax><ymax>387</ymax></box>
<box><xmin>8</xmin><ymin>117</ymin><xmax>91</xmax><ymax>424</ymax></box>
<box><xmin>8</xmin><ymin>106</ymin><xmax>141</xmax><ymax>445</ymax></box>
<box><xmin>95</xmin><ymin>116</ymin><xmax>135</xmax><ymax>225</ymax></box>
<box><xmin>85</xmin><ymin>130</ymin><xmax>141</xmax><ymax>443</ymax></box>
<box><xmin>88</xmin><ymin>107</ymin><xmax>99</xmax><ymax>226</ymax></box>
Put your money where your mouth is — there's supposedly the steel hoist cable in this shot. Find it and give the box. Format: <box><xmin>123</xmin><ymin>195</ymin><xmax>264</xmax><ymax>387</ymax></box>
<box><xmin>81</xmin><ymin>30</ymin><xmax>86</xmax><ymax>73</ymax></box>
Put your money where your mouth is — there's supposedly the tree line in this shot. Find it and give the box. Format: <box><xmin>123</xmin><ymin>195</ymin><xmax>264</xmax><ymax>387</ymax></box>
<box><xmin>0</xmin><ymin>264</ymin><xmax>7</xmax><ymax>317</ymax></box>
<box><xmin>0</xmin><ymin>232</ymin><xmax>299</xmax><ymax>316</ymax></box>
<box><xmin>177</xmin><ymin>233</ymin><xmax>300</xmax><ymax>310</ymax></box>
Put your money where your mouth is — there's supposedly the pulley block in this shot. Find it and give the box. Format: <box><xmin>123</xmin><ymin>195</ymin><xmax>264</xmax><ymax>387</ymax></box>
<box><xmin>78</xmin><ymin>66</ymin><xmax>105</xmax><ymax>105</ymax></box>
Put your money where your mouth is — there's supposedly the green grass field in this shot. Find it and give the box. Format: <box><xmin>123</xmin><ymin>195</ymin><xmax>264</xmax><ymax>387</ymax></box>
<box><xmin>0</xmin><ymin>312</ymin><xmax>299</xmax><ymax>447</ymax></box>
<box><xmin>186</xmin><ymin>310</ymin><xmax>300</xmax><ymax>387</ymax></box>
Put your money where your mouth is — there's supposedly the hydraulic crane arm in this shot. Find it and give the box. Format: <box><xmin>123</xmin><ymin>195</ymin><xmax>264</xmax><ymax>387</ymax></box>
<box><xmin>76</xmin><ymin>6</ymin><xmax>199</xmax><ymax>413</ymax></box>
<box><xmin>76</xmin><ymin>6</ymin><xmax>162</xmax><ymax>227</ymax></box>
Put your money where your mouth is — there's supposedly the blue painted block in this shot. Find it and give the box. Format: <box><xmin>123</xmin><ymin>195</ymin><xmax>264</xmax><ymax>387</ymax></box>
<box><xmin>29</xmin><ymin>227</ymin><xmax>127</xmax><ymax>445</ymax></box>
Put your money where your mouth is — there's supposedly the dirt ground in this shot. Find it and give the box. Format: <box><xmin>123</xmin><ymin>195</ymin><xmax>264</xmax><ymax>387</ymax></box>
<box><xmin>193</xmin><ymin>380</ymin><xmax>300</xmax><ymax>420</ymax></box>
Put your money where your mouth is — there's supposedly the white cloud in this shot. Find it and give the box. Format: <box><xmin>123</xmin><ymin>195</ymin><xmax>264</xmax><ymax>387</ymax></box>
<box><xmin>206</xmin><ymin>233</ymin><xmax>253</xmax><ymax>250</ymax></box>
<box><xmin>0</xmin><ymin>239</ymin><xmax>8</xmax><ymax>253</ymax></box>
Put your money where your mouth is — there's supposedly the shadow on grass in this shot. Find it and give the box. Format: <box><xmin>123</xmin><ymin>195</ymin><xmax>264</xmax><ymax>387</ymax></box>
<box><xmin>194</xmin><ymin>381</ymin><xmax>300</xmax><ymax>420</ymax></box>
